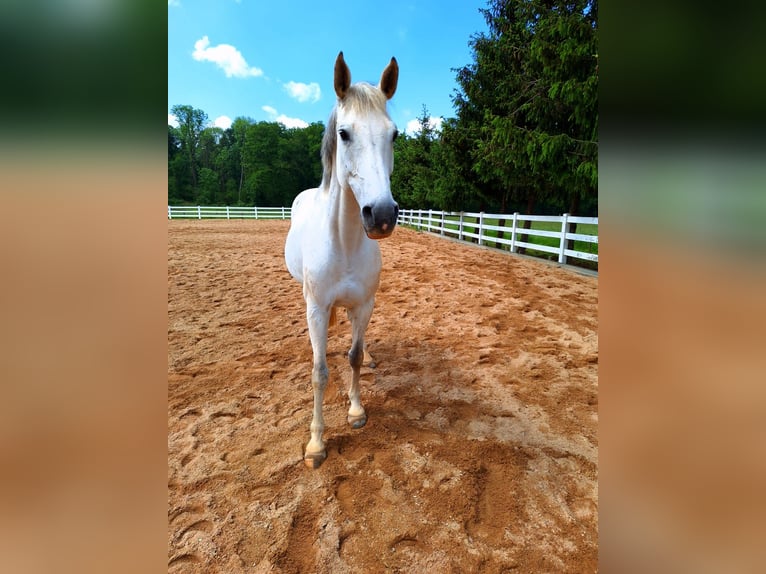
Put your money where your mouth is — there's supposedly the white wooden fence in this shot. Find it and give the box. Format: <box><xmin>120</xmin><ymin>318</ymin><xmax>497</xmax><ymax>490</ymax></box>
<box><xmin>166</xmin><ymin>205</ymin><xmax>598</xmax><ymax>266</ymax></box>
<box><xmin>167</xmin><ymin>205</ymin><xmax>291</xmax><ymax>220</ymax></box>
<box><xmin>398</xmin><ymin>209</ymin><xmax>598</xmax><ymax>265</ymax></box>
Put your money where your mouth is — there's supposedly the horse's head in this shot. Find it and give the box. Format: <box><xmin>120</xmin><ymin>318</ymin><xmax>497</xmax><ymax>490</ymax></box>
<box><xmin>331</xmin><ymin>52</ymin><xmax>399</xmax><ymax>240</ymax></box>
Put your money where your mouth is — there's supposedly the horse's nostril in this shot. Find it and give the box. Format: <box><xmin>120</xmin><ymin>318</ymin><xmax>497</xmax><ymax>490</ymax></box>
<box><xmin>362</xmin><ymin>206</ymin><xmax>373</xmax><ymax>220</ymax></box>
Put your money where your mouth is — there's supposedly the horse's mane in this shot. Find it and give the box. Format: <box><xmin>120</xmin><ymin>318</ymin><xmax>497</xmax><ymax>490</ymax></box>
<box><xmin>320</xmin><ymin>83</ymin><xmax>389</xmax><ymax>189</ymax></box>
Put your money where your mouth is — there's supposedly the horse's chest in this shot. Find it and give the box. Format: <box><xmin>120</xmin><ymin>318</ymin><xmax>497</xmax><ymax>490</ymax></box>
<box><xmin>302</xmin><ymin>238</ymin><xmax>382</xmax><ymax>307</ymax></box>
<box><xmin>332</xmin><ymin>270</ymin><xmax>380</xmax><ymax>306</ymax></box>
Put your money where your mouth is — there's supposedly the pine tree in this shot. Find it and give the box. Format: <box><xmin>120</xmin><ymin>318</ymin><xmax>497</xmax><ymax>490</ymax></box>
<box><xmin>449</xmin><ymin>0</ymin><xmax>598</xmax><ymax>218</ymax></box>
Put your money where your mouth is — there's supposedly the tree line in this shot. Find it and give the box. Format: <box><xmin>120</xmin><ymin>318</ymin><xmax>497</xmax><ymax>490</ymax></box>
<box><xmin>169</xmin><ymin>0</ymin><xmax>597</xmax><ymax>217</ymax></box>
<box><xmin>168</xmin><ymin>107</ymin><xmax>324</xmax><ymax>207</ymax></box>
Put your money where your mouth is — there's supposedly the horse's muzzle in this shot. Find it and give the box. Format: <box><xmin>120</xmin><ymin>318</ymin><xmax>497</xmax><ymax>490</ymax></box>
<box><xmin>362</xmin><ymin>202</ymin><xmax>398</xmax><ymax>239</ymax></box>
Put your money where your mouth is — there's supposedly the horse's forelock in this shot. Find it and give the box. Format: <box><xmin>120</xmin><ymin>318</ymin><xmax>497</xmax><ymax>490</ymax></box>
<box><xmin>340</xmin><ymin>83</ymin><xmax>389</xmax><ymax>115</ymax></box>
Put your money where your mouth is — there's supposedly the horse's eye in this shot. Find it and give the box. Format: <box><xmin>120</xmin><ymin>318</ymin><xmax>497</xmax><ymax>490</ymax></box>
<box><xmin>392</xmin><ymin>129</ymin><xmax>399</xmax><ymax>142</ymax></box>
<box><xmin>339</xmin><ymin>128</ymin><xmax>350</xmax><ymax>142</ymax></box>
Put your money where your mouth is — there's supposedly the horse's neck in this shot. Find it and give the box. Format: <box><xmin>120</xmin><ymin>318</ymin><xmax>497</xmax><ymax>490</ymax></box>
<box><xmin>326</xmin><ymin>179</ymin><xmax>366</xmax><ymax>256</ymax></box>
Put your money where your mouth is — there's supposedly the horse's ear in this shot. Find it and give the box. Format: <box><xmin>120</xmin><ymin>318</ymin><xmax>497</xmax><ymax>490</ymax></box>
<box><xmin>334</xmin><ymin>51</ymin><xmax>351</xmax><ymax>99</ymax></box>
<box><xmin>379</xmin><ymin>57</ymin><xmax>398</xmax><ymax>100</ymax></box>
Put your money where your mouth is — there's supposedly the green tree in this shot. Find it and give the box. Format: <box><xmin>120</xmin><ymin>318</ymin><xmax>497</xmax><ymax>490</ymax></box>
<box><xmin>449</xmin><ymin>0</ymin><xmax>598</xmax><ymax>222</ymax></box>
<box><xmin>436</xmin><ymin>117</ymin><xmax>486</xmax><ymax>211</ymax></box>
<box><xmin>198</xmin><ymin>126</ymin><xmax>223</xmax><ymax>171</ymax></box>
<box><xmin>242</xmin><ymin>121</ymin><xmax>282</xmax><ymax>205</ymax></box>
<box><xmin>212</xmin><ymin>130</ymin><xmax>237</xmax><ymax>205</ymax></box>
<box><xmin>227</xmin><ymin>117</ymin><xmax>251</xmax><ymax>204</ymax></box>
<box><xmin>392</xmin><ymin>105</ymin><xmax>448</xmax><ymax>210</ymax></box>
<box><xmin>196</xmin><ymin>167</ymin><xmax>218</xmax><ymax>204</ymax></box>
<box><xmin>167</xmin><ymin>108</ymin><xmax>324</xmax><ymax>207</ymax></box>
<box><xmin>282</xmin><ymin>121</ymin><xmax>325</xmax><ymax>204</ymax></box>
<box><xmin>170</xmin><ymin>104</ymin><xmax>208</xmax><ymax>193</ymax></box>
<box><xmin>168</xmin><ymin>125</ymin><xmax>183</xmax><ymax>203</ymax></box>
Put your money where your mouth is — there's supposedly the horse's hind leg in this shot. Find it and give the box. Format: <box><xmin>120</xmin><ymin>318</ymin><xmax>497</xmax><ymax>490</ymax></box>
<box><xmin>304</xmin><ymin>302</ymin><xmax>330</xmax><ymax>468</ymax></box>
<box><xmin>347</xmin><ymin>301</ymin><xmax>374</xmax><ymax>429</ymax></box>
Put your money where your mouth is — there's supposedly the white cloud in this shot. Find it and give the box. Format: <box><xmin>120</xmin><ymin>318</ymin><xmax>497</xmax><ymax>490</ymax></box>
<box><xmin>405</xmin><ymin>119</ymin><xmax>419</xmax><ymax>136</ymax></box>
<box><xmin>284</xmin><ymin>81</ymin><xmax>321</xmax><ymax>103</ymax></box>
<box><xmin>213</xmin><ymin>115</ymin><xmax>233</xmax><ymax>130</ymax></box>
<box><xmin>168</xmin><ymin>113</ymin><xmax>179</xmax><ymax>127</ymax></box>
<box><xmin>405</xmin><ymin>116</ymin><xmax>443</xmax><ymax>136</ymax></box>
<box><xmin>276</xmin><ymin>115</ymin><xmax>308</xmax><ymax>129</ymax></box>
<box><xmin>262</xmin><ymin>105</ymin><xmax>308</xmax><ymax>129</ymax></box>
<box><xmin>192</xmin><ymin>36</ymin><xmax>263</xmax><ymax>78</ymax></box>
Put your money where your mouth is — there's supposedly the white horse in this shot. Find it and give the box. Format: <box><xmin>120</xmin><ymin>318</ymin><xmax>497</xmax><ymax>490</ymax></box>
<box><xmin>284</xmin><ymin>52</ymin><xmax>400</xmax><ymax>469</ymax></box>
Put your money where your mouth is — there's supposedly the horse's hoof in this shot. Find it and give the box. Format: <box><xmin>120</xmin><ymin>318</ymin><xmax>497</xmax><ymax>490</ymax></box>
<box><xmin>348</xmin><ymin>413</ymin><xmax>367</xmax><ymax>429</ymax></box>
<box><xmin>304</xmin><ymin>451</ymin><xmax>326</xmax><ymax>469</ymax></box>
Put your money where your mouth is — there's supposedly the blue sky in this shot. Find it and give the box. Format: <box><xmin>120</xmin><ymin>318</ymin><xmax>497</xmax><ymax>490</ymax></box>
<box><xmin>168</xmin><ymin>0</ymin><xmax>488</xmax><ymax>135</ymax></box>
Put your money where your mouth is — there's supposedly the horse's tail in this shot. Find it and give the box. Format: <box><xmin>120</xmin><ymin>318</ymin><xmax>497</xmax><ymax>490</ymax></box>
<box><xmin>329</xmin><ymin>306</ymin><xmax>338</xmax><ymax>329</ymax></box>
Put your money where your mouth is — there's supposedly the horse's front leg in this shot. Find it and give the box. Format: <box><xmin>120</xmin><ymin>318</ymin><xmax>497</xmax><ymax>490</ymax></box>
<box><xmin>347</xmin><ymin>300</ymin><xmax>374</xmax><ymax>429</ymax></box>
<box><xmin>304</xmin><ymin>302</ymin><xmax>330</xmax><ymax>469</ymax></box>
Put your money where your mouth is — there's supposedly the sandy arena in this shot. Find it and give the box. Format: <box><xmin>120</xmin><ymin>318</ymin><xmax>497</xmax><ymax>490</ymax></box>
<box><xmin>168</xmin><ymin>220</ymin><xmax>598</xmax><ymax>573</ymax></box>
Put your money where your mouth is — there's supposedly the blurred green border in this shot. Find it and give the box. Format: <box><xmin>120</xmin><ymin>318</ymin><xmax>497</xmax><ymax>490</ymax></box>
<box><xmin>0</xmin><ymin>1</ymin><xmax>165</xmax><ymax>142</ymax></box>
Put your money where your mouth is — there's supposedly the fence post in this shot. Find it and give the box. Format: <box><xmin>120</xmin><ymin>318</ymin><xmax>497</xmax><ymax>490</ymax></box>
<box><xmin>197</xmin><ymin>206</ymin><xmax>201</xmax><ymax>220</ymax></box>
<box><xmin>458</xmin><ymin>212</ymin><xmax>464</xmax><ymax>241</ymax></box>
<box><xmin>478</xmin><ymin>212</ymin><xmax>484</xmax><ymax>245</ymax></box>
<box><xmin>282</xmin><ymin>206</ymin><xmax>286</xmax><ymax>219</ymax></box>
<box><xmin>441</xmin><ymin>211</ymin><xmax>445</xmax><ymax>236</ymax></box>
<box><xmin>168</xmin><ymin>206</ymin><xmax>172</xmax><ymax>220</ymax></box>
<box><xmin>510</xmin><ymin>212</ymin><xmax>519</xmax><ymax>253</ymax></box>
<box><xmin>226</xmin><ymin>206</ymin><xmax>230</xmax><ymax>220</ymax></box>
<box><xmin>558</xmin><ymin>213</ymin><xmax>569</xmax><ymax>264</ymax></box>
<box><xmin>418</xmin><ymin>210</ymin><xmax>423</xmax><ymax>231</ymax></box>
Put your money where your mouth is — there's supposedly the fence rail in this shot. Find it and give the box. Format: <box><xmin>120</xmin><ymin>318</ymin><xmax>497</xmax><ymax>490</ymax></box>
<box><xmin>167</xmin><ymin>205</ymin><xmax>598</xmax><ymax>267</ymax></box>
<box><xmin>168</xmin><ymin>205</ymin><xmax>291</xmax><ymax>220</ymax></box>
<box><xmin>398</xmin><ymin>209</ymin><xmax>598</xmax><ymax>265</ymax></box>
